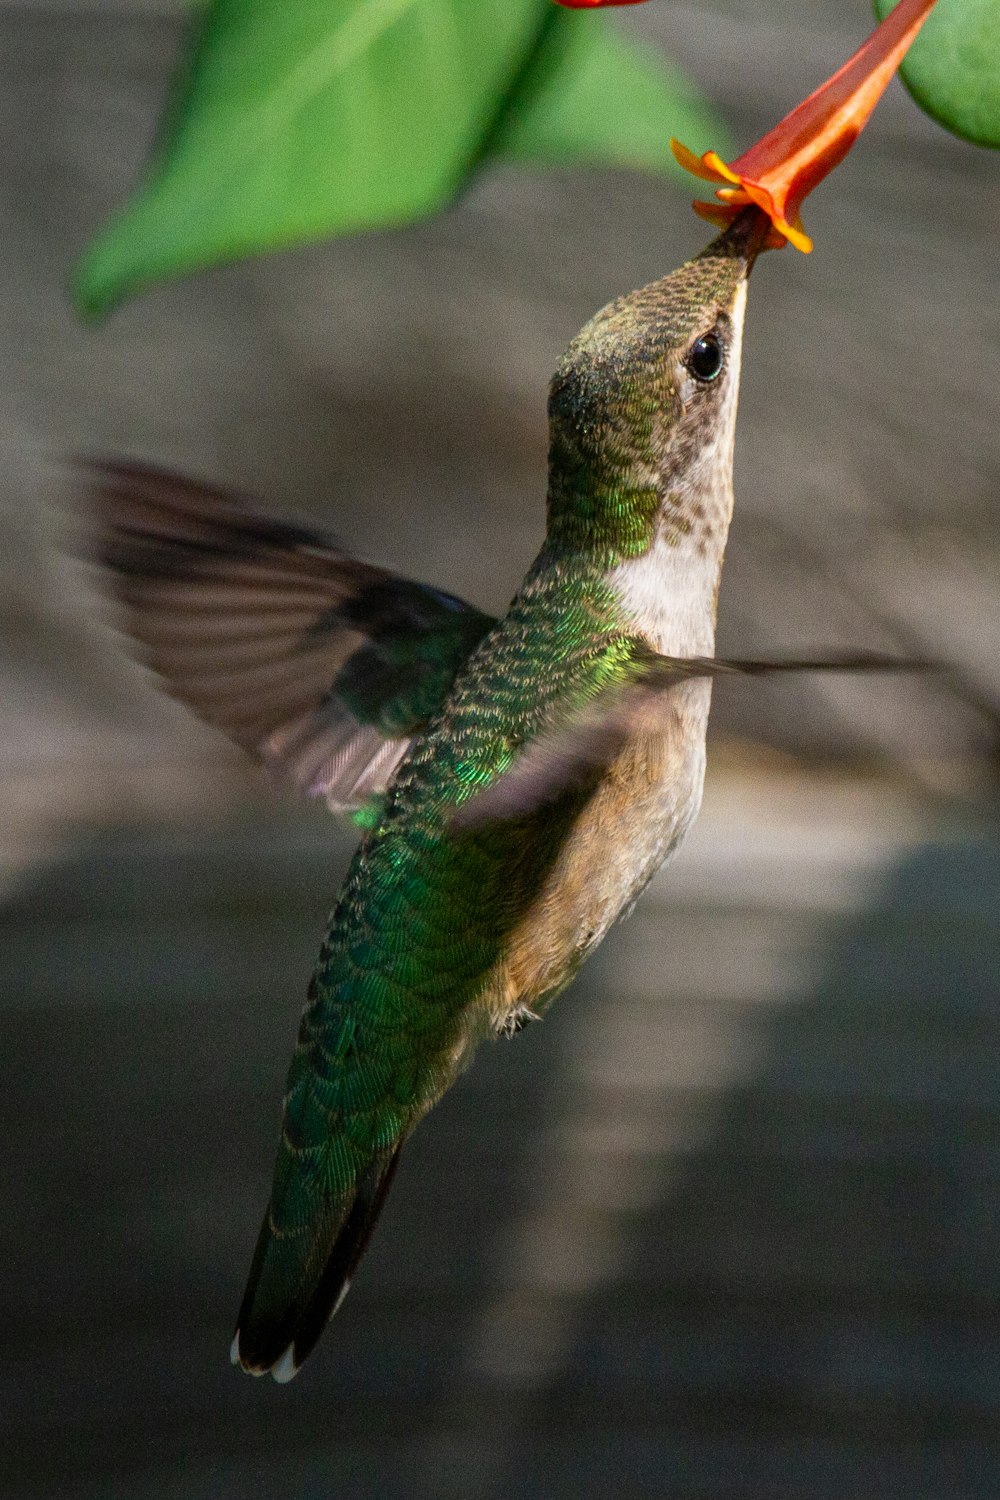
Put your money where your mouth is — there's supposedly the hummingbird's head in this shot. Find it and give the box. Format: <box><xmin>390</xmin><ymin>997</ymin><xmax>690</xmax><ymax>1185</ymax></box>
<box><xmin>546</xmin><ymin>209</ymin><xmax>769</xmax><ymax>564</ymax></box>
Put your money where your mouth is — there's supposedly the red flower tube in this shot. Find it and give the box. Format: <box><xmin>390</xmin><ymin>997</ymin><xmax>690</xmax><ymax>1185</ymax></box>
<box><xmin>671</xmin><ymin>0</ymin><xmax>940</xmax><ymax>252</ymax></box>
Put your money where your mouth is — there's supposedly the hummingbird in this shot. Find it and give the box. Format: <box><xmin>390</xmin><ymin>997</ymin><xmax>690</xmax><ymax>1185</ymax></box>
<box><xmin>92</xmin><ymin>211</ymin><xmax>769</xmax><ymax>1383</ymax></box>
<box><xmin>88</xmin><ymin>205</ymin><xmax>910</xmax><ymax>1382</ymax></box>
<box><xmin>78</xmin><ymin>0</ymin><xmax>941</xmax><ymax>1387</ymax></box>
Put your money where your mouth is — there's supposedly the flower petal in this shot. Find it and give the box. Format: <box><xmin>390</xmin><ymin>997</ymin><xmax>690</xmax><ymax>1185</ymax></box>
<box><xmin>672</xmin><ymin>0</ymin><xmax>940</xmax><ymax>251</ymax></box>
<box><xmin>669</xmin><ymin>138</ymin><xmax>730</xmax><ymax>185</ymax></box>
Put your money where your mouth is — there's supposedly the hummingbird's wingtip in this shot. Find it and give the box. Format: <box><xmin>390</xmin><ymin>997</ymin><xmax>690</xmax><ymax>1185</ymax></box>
<box><xmin>229</xmin><ymin>1332</ymin><xmax>241</xmax><ymax>1367</ymax></box>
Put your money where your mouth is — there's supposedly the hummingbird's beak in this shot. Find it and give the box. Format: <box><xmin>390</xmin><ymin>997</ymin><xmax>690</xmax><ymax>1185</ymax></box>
<box><xmin>671</xmin><ymin>0</ymin><xmax>940</xmax><ymax>252</ymax></box>
<box><xmin>708</xmin><ymin>207</ymin><xmax>773</xmax><ymax>280</ymax></box>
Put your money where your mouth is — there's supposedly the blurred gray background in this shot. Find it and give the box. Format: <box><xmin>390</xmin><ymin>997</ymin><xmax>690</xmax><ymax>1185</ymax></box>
<box><xmin>3</xmin><ymin>2</ymin><xmax>1000</xmax><ymax>1496</ymax></box>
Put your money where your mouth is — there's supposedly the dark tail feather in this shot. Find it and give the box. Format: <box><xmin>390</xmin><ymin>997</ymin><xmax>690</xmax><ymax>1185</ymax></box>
<box><xmin>232</xmin><ymin>1144</ymin><xmax>404</xmax><ymax>1382</ymax></box>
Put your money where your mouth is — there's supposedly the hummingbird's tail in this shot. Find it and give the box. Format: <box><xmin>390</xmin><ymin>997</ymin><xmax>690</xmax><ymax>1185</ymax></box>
<box><xmin>231</xmin><ymin>1143</ymin><xmax>404</xmax><ymax>1382</ymax></box>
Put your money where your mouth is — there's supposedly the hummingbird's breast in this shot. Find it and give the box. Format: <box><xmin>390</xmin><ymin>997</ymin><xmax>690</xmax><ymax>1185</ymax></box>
<box><xmin>491</xmin><ymin>532</ymin><xmax>724</xmax><ymax>1022</ymax></box>
<box><xmin>493</xmin><ymin>674</ymin><xmax>710</xmax><ymax>1023</ymax></box>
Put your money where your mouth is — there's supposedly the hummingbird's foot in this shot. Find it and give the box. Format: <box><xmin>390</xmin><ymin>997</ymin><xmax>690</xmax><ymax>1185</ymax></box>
<box><xmin>498</xmin><ymin>1005</ymin><xmax>541</xmax><ymax>1038</ymax></box>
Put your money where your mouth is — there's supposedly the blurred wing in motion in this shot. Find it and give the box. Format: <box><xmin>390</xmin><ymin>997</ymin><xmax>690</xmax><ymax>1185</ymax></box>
<box><xmin>452</xmin><ymin>648</ymin><xmax>929</xmax><ymax>829</ymax></box>
<box><xmin>82</xmin><ymin>460</ymin><xmax>496</xmax><ymax>812</ymax></box>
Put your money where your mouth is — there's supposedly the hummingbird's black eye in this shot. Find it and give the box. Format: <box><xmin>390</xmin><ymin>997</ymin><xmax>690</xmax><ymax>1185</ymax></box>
<box><xmin>686</xmin><ymin>332</ymin><xmax>725</xmax><ymax>383</ymax></box>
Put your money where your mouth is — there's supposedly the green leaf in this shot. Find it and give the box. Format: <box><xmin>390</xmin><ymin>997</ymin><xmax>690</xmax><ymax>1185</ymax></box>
<box><xmin>74</xmin><ymin>0</ymin><xmax>721</xmax><ymax>317</ymax></box>
<box><xmin>874</xmin><ymin>0</ymin><xmax>1000</xmax><ymax>148</ymax></box>
<box><xmin>489</xmin><ymin>9</ymin><xmax>725</xmax><ymax>176</ymax></box>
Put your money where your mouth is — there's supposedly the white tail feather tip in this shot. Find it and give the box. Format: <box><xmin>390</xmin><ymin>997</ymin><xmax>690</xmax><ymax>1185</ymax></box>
<box><xmin>331</xmin><ymin>1277</ymin><xmax>352</xmax><ymax>1319</ymax></box>
<box><xmin>271</xmin><ymin>1345</ymin><xmax>300</xmax><ymax>1383</ymax></box>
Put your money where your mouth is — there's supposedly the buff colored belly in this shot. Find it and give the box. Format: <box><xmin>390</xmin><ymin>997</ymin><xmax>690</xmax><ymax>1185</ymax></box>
<box><xmin>489</xmin><ymin>680</ymin><xmax>710</xmax><ymax>1026</ymax></box>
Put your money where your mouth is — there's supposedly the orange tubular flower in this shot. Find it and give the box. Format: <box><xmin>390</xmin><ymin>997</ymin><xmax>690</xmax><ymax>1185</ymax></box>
<box><xmin>671</xmin><ymin>0</ymin><xmax>940</xmax><ymax>252</ymax></box>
